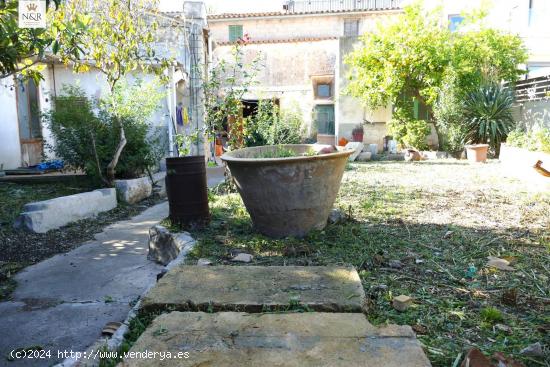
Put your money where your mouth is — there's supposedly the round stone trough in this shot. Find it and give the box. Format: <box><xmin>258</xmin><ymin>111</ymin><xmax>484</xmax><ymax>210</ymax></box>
<box><xmin>221</xmin><ymin>144</ymin><xmax>353</xmax><ymax>238</ymax></box>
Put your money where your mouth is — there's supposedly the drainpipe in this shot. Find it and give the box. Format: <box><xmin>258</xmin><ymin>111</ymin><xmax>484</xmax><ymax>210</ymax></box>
<box><xmin>166</xmin><ymin>66</ymin><xmax>176</xmax><ymax>157</ymax></box>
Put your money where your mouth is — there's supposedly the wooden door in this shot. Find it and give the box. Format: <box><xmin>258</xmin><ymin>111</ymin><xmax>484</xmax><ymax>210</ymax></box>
<box><xmin>17</xmin><ymin>79</ymin><xmax>43</xmax><ymax>166</ymax></box>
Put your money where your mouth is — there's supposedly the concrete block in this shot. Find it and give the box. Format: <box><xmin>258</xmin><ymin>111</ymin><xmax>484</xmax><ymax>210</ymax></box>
<box><xmin>140</xmin><ymin>266</ymin><xmax>366</xmax><ymax>313</ymax></box>
<box><xmin>125</xmin><ymin>312</ymin><xmax>432</xmax><ymax>367</ymax></box>
<box><xmin>115</xmin><ymin>176</ymin><xmax>153</xmax><ymax>204</ymax></box>
<box><xmin>344</xmin><ymin>142</ymin><xmax>364</xmax><ymax>161</ymax></box>
<box><xmin>14</xmin><ymin>189</ymin><xmax>117</xmax><ymax>233</ymax></box>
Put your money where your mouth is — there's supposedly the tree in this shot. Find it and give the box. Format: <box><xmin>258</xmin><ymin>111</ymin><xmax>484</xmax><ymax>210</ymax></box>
<box><xmin>344</xmin><ymin>1</ymin><xmax>528</xmax><ymax>148</ymax></box>
<box><xmin>60</xmin><ymin>0</ymin><xmax>170</xmax><ymax>185</ymax></box>
<box><xmin>0</xmin><ymin>0</ymin><xmax>89</xmax><ymax>83</ymax></box>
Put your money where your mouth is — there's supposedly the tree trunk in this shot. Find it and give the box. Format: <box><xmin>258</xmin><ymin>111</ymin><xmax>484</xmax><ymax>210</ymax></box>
<box><xmin>90</xmin><ymin>131</ymin><xmax>109</xmax><ymax>186</ymax></box>
<box><xmin>106</xmin><ymin>123</ymin><xmax>127</xmax><ymax>186</ymax></box>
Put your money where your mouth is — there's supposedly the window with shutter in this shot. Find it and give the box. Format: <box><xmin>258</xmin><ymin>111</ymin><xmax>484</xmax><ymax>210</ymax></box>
<box><xmin>228</xmin><ymin>25</ymin><xmax>243</xmax><ymax>42</ymax></box>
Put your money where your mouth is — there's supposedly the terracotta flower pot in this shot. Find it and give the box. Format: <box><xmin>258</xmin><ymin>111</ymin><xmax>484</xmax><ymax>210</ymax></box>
<box><xmin>221</xmin><ymin>144</ymin><xmax>353</xmax><ymax>238</ymax></box>
<box><xmin>465</xmin><ymin>144</ymin><xmax>489</xmax><ymax>163</ymax></box>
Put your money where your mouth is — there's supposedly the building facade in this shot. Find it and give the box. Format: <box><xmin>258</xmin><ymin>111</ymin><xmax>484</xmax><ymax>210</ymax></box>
<box><xmin>207</xmin><ymin>0</ymin><xmax>402</xmax><ymax>150</ymax></box>
<box><xmin>0</xmin><ymin>1</ymin><xmax>208</xmax><ymax>170</ymax></box>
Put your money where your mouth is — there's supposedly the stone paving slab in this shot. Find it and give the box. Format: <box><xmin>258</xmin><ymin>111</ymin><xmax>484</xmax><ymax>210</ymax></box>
<box><xmin>140</xmin><ymin>266</ymin><xmax>366</xmax><ymax>313</ymax></box>
<box><xmin>122</xmin><ymin>312</ymin><xmax>431</xmax><ymax>367</ymax></box>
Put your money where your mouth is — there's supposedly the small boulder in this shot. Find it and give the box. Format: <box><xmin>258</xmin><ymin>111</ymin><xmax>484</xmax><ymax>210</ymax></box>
<box><xmin>388</xmin><ymin>259</ymin><xmax>403</xmax><ymax>269</ymax></box>
<box><xmin>356</xmin><ymin>152</ymin><xmax>372</xmax><ymax>162</ymax></box>
<box><xmin>404</xmin><ymin>149</ymin><xmax>422</xmax><ymax>162</ymax></box>
<box><xmin>197</xmin><ymin>258</ymin><xmax>212</xmax><ymax>266</ymax></box>
<box><xmin>392</xmin><ymin>295</ymin><xmax>412</xmax><ymax>312</ymax></box>
<box><xmin>328</xmin><ymin>209</ymin><xmax>345</xmax><ymax>224</ymax></box>
<box><xmin>520</xmin><ymin>342</ymin><xmax>543</xmax><ymax>357</ymax></box>
<box><xmin>231</xmin><ymin>253</ymin><xmax>253</xmax><ymax>263</ymax></box>
<box><xmin>147</xmin><ymin>225</ymin><xmax>194</xmax><ymax>266</ymax></box>
<box><xmin>344</xmin><ymin>142</ymin><xmax>364</xmax><ymax>161</ymax></box>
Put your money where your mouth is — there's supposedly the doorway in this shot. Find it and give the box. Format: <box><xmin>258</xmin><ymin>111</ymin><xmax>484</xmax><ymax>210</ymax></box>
<box><xmin>16</xmin><ymin>79</ymin><xmax>43</xmax><ymax>166</ymax></box>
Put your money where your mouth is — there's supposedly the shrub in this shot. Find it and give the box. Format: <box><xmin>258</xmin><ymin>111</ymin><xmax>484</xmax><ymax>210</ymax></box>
<box><xmin>462</xmin><ymin>83</ymin><xmax>515</xmax><ymax>155</ymax></box>
<box><xmin>507</xmin><ymin>127</ymin><xmax>550</xmax><ymax>153</ymax></box>
<box><xmin>45</xmin><ymin>81</ymin><xmax>165</xmax><ymax>185</ymax></box>
<box><xmin>387</xmin><ymin>108</ymin><xmax>430</xmax><ymax>150</ymax></box>
<box><xmin>245</xmin><ymin>100</ymin><xmax>304</xmax><ymax>147</ymax></box>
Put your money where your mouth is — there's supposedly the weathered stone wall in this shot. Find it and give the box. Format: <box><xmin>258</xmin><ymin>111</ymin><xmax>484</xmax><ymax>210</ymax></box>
<box><xmin>210</xmin><ymin>11</ymin><xmax>400</xmax><ymax>140</ymax></box>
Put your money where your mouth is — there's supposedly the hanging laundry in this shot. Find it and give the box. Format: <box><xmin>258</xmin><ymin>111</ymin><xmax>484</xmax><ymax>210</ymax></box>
<box><xmin>176</xmin><ymin>105</ymin><xmax>184</xmax><ymax>126</ymax></box>
<box><xmin>183</xmin><ymin>106</ymin><xmax>189</xmax><ymax>125</ymax></box>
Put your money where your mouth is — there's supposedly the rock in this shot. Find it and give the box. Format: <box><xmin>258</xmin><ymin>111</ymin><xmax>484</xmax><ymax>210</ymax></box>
<box><xmin>318</xmin><ymin>145</ymin><xmax>337</xmax><ymax>154</ymax></box>
<box><xmin>197</xmin><ymin>258</ymin><xmax>212</xmax><ymax>266</ymax></box>
<box><xmin>14</xmin><ymin>188</ymin><xmax>117</xmax><ymax>233</ymax></box>
<box><xmin>344</xmin><ymin>142</ymin><xmax>364</xmax><ymax>161</ymax></box>
<box><xmin>443</xmin><ymin>230</ymin><xmax>454</xmax><ymax>239</ymax></box>
<box><xmin>356</xmin><ymin>151</ymin><xmax>372</xmax><ymax>162</ymax></box>
<box><xmin>328</xmin><ymin>209</ymin><xmax>345</xmax><ymax>224</ymax></box>
<box><xmin>147</xmin><ymin>225</ymin><xmax>194</xmax><ymax>266</ymax></box>
<box><xmin>393</xmin><ymin>295</ymin><xmax>413</xmax><ymax>312</ymax></box>
<box><xmin>487</xmin><ymin>256</ymin><xmax>514</xmax><ymax>271</ymax></box>
<box><xmin>520</xmin><ymin>342</ymin><xmax>543</xmax><ymax>357</ymax></box>
<box><xmin>231</xmin><ymin>253</ymin><xmax>253</xmax><ymax>263</ymax></box>
<box><xmin>495</xmin><ymin>323</ymin><xmax>512</xmax><ymax>334</ymax></box>
<box><xmin>389</xmin><ymin>260</ymin><xmax>403</xmax><ymax>269</ymax></box>
<box><xmin>404</xmin><ymin>149</ymin><xmax>423</xmax><ymax>162</ymax></box>
<box><xmin>114</xmin><ymin>176</ymin><xmax>153</xmax><ymax>204</ymax></box>
<box><xmin>421</xmin><ymin>151</ymin><xmax>449</xmax><ymax>160</ymax></box>
<box><xmin>461</xmin><ymin>348</ymin><xmax>492</xmax><ymax>367</ymax></box>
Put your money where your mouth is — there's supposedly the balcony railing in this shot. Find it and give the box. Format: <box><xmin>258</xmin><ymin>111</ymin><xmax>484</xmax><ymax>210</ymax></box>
<box><xmin>284</xmin><ymin>0</ymin><xmax>403</xmax><ymax>13</ymax></box>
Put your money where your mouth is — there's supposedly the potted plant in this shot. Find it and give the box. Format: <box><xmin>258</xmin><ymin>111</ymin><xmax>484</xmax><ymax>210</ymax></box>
<box><xmin>165</xmin><ymin>130</ymin><xmax>210</xmax><ymax>227</ymax></box>
<box><xmin>462</xmin><ymin>83</ymin><xmax>515</xmax><ymax>163</ymax></box>
<box><xmin>221</xmin><ymin>144</ymin><xmax>353</xmax><ymax>238</ymax></box>
<box><xmin>352</xmin><ymin>124</ymin><xmax>364</xmax><ymax>142</ymax></box>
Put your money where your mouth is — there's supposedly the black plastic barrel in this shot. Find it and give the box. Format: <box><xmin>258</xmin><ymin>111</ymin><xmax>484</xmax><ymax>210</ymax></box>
<box><xmin>165</xmin><ymin>156</ymin><xmax>210</xmax><ymax>226</ymax></box>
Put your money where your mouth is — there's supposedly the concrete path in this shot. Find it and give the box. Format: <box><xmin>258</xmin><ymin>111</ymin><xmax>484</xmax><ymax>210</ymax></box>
<box><xmin>0</xmin><ymin>168</ymin><xmax>224</xmax><ymax>367</ymax></box>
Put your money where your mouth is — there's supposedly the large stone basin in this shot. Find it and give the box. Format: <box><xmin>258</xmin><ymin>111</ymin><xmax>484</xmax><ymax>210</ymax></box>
<box><xmin>221</xmin><ymin>144</ymin><xmax>353</xmax><ymax>238</ymax></box>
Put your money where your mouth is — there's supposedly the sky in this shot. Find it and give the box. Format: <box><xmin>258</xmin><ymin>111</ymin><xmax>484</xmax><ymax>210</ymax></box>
<box><xmin>159</xmin><ymin>0</ymin><xmax>284</xmax><ymax>14</ymax></box>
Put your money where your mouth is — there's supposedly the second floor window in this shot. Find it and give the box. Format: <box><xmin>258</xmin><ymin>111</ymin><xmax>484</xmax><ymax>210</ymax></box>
<box><xmin>317</xmin><ymin>84</ymin><xmax>331</xmax><ymax>98</ymax></box>
<box><xmin>344</xmin><ymin>19</ymin><xmax>359</xmax><ymax>36</ymax></box>
<box><xmin>228</xmin><ymin>25</ymin><xmax>243</xmax><ymax>42</ymax></box>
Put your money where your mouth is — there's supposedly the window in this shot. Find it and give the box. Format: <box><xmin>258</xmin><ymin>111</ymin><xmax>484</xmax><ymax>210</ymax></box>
<box><xmin>344</xmin><ymin>19</ymin><xmax>359</xmax><ymax>36</ymax></box>
<box><xmin>448</xmin><ymin>14</ymin><xmax>464</xmax><ymax>32</ymax></box>
<box><xmin>228</xmin><ymin>25</ymin><xmax>243</xmax><ymax>42</ymax></box>
<box><xmin>317</xmin><ymin>84</ymin><xmax>331</xmax><ymax>98</ymax></box>
<box><xmin>315</xmin><ymin>105</ymin><xmax>335</xmax><ymax>135</ymax></box>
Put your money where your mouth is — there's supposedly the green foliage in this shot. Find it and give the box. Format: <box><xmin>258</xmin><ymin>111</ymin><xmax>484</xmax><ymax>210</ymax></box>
<box><xmin>387</xmin><ymin>108</ymin><xmax>430</xmax><ymax>150</ymax></box>
<box><xmin>480</xmin><ymin>307</ymin><xmax>503</xmax><ymax>324</ymax></box>
<box><xmin>0</xmin><ymin>0</ymin><xmax>89</xmax><ymax>83</ymax></box>
<box><xmin>45</xmin><ymin>83</ymin><xmax>164</xmax><ymax>184</ymax></box>
<box><xmin>245</xmin><ymin>100</ymin><xmax>304</xmax><ymax>147</ymax></box>
<box><xmin>203</xmin><ymin>40</ymin><xmax>262</xmax><ymax>149</ymax></box>
<box><xmin>345</xmin><ymin>3</ymin><xmax>450</xmax><ymax>110</ymax></box>
<box><xmin>254</xmin><ymin>146</ymin><xmax>297</xmax><ymax>158</ymax></box>
<box><xmin>345</xmin><ymin>2</ymin><xmax>526</xmax><ymax>111</ymax></box>
<box><xmin>507</xmin><ymin>128</ymin><xmax>550</xmax><ymax>153</ymax></box>
<box><xmin>462</xmin><ymin>83</ymin><xmax>515</xmax><ymax>153</ymax></box>
<box><xmin>59</xmin><ymin>0</ymin><xmax>170</xmax><ymax>183</ymax></box>
<box><xmin>344</xmin><ymin>1</ymin><xmax>528</xmax><ymax>152</ymax></box>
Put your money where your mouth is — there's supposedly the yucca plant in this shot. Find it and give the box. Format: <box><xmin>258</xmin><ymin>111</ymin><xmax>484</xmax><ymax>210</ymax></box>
<box><xmin>462</xmin><ymin>83</ymin><xmax>516</xmax><ymax>156</ymax></box>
